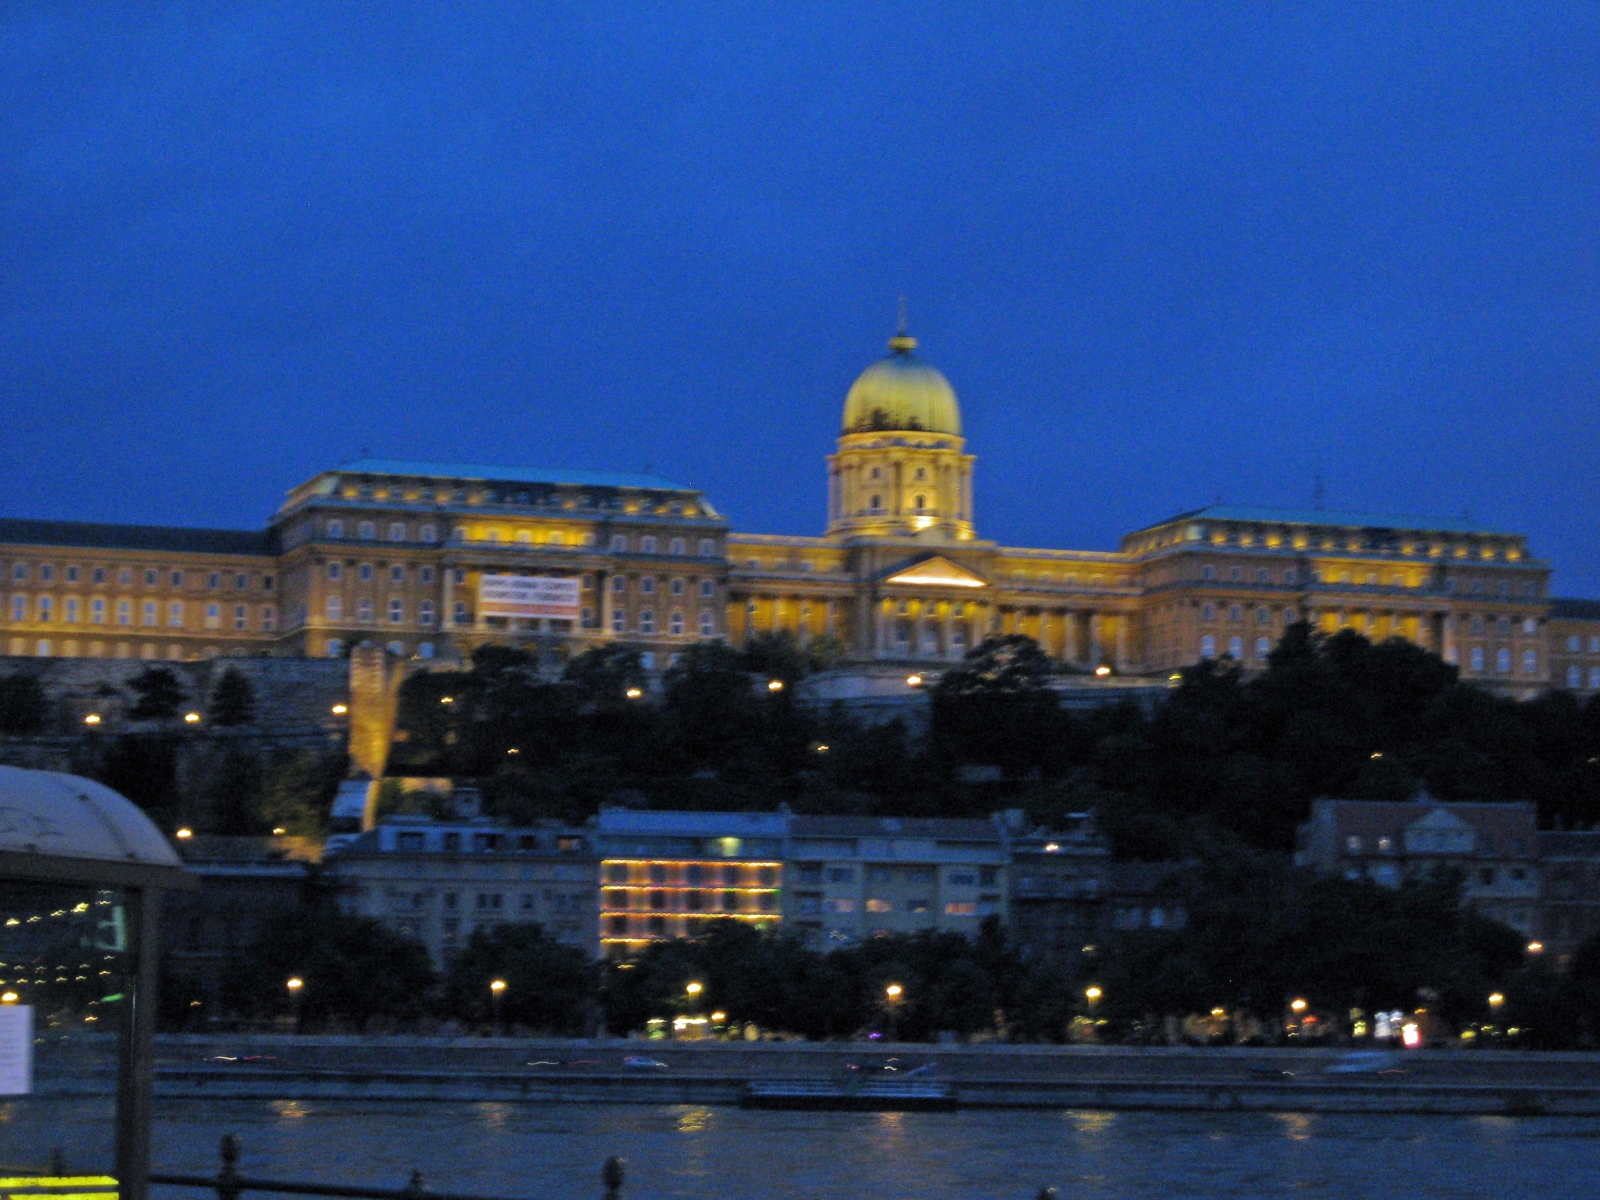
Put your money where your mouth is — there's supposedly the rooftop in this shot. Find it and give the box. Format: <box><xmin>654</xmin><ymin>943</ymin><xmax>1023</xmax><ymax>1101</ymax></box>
<box><xmin>790</xmin><ymin>815</ymin><xmax>1002</xmax><ymax>842</ymax></box>
<box><xmin>0</xmin><ymin>517</ymin><xmax>275</xmax><ymax>557</ymax></box>
<box><xmin>331</xmin><ymin>458</ymin><xmax>696</xmax><ymax>493</ymax></box>
<box><xmin>593</xmin><ymin>808</ymin><xmax>790</xmax><ymax>838</ymax></box>
<box><xmin>1551</xmin><ymin>599</ymin><xmax>1600</xmax><ymax>621</ymax></box>
<box><xmin>1132</xmin><ymin>505</ymin><xmax>1515</xmax><ymax>538</ymax></box>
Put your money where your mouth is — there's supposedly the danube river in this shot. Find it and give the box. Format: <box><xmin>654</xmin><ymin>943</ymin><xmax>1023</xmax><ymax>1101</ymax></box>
<box><xmin>9</xmin><ymin>1098</ymin><xmax>1600</xmax><ymax>1199</ymax></box>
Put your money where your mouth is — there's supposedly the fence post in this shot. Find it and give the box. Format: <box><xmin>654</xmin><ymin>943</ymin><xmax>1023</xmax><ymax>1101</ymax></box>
<box><xmin>217</xmin><ymin>1134</ymin><xmax>242</xmax><ymax>1200</ymax></box>
<box><xmin>602</xmin><ymin>1157</ymin><xmax>625</xmax><ymax>1200</ymax></box>
<box><xmin>48</xmin><ymin>1150</ymin><xmax>66</xmax><ymax>1176</ymax></box>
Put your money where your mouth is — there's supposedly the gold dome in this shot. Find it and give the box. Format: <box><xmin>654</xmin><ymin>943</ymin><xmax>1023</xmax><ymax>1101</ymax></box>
<box><xmin>841</xmin><ymin>332</ymin><xmax>962</xmax><ymax>436</ymax></box>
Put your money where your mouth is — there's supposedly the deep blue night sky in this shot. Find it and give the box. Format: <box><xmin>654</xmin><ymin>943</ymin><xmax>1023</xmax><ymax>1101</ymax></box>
<box><xmin>2</xmin><ymin>5</ymin><xmax>1597</xmax><ymax>591</ymax></box>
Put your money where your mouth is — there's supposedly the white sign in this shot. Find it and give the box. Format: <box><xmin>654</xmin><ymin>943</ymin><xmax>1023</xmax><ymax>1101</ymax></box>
<box><xmin>477</xmin><ymin>575</ymin><xmax>581</xmax><ymax>620</ymax></box>
<box><xmin>0</xmin><ymin>1006</ymin><xmax>32</xmax><ymax>1095</ymax></box>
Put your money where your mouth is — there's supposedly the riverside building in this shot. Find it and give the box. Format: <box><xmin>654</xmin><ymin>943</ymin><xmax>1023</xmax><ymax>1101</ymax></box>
<box><xmin>0</xmin><ymin>325</ymin><xmax>1589</xmax><ymax>699</ymax></box>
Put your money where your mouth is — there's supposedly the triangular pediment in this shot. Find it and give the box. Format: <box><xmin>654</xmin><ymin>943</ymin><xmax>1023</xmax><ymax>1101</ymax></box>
<box><xmin>1409</xmin><ymin>807</ymin><xmax>1470</xmax><ymax>831</ymax></box>
<box><xmin>882</xmin><ymin>556</ymin><xmax>988</xmax><ymax>588</ymax></box>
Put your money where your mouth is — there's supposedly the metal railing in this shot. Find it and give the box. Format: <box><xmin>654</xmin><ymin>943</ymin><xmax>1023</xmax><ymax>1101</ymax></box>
<box><xmin>147</xmin><ymin>1137</ymin><xmax>625</xmax><ymax>1200</ymax></box>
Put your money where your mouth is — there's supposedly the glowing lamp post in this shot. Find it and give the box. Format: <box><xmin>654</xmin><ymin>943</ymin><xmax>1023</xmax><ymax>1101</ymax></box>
<box><xmin>625</xmin><ymin>687</ymin><xmax>643</xmax><ymax>700</ymax></box>
<box><xmin>884</xmin><ymin>983</ymin><xmax>904</xmax><ymax>1041</ymax></box>
<box><xmin>286</xmin><ymin>976</ymin><xmax>305</xmax><ymax>1033</ymax></box>
<box><xmin>766</xmin><ymin>679</ymin><xmax>784</xmax><ymax>692</ymax></box>
<box><xmin>490</xmin><ymin>978</ymin><xmax>507</xmax><ymax>1035</ymax></box>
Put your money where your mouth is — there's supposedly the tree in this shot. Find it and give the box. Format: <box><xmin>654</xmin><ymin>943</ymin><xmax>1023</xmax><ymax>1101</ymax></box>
<box><xmin>127</xmin><ymin>666</ymin><xmax>187</xmax><ymax>721</ymax></box>
<box><xmin>221</xmin><ymin>908</ymin><xmax>435</xmax><ymax>1028</ymax></box>
<box><xmin>562</xmin><ymin>643</ymin><xmax>647</xmax><ymax>712</ymax></box>
<box><xmin>929</xmin><ymin>635</ymin><xmax>1063</xmax><ymax>776</ymax></box>
<box><xmin>208</xmin><ymin>668</ymin><xmax>256</xmax><ymax>727</ymax></box>
<box><xmin>0</xmin><ymin>673</ymin><xmax>48</xmax><ymax>735</ymax></box>
<box><xmin>442</xmin><ymin>923</ymin><xmax>597</xmax><ymax>1034</ymax></box>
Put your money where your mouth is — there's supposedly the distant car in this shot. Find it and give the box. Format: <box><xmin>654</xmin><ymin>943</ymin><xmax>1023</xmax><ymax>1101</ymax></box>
<box><xmin>622</xmin><ymin>1055</ymin><xmax>669</xmax><ymax>1070</ymax></box>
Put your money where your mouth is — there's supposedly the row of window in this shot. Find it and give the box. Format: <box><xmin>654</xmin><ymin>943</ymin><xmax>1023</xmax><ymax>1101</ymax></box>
<box><xmin>1566</xmin><ymin>666</ymin><xmax>1600</xmax><ymax>690</ymax></box>
<box><xmin>601</xmin><ymin>889</ymin><xmax>778</xmax><ymax>913</ymax></box>
<box><xmin>604</xmin><ymin>863</ymin><xmax>778</xmax><ymax>886</ymax></box>
<box><xmin>336</xmin><ymin>480</ymin><xmax>701</xmax><ymax>516</ymax></box>
<box><xmin>322</xmin><ymin>518</ymin><xmax>718</xmax><ymax>558</ymax></box>
<box><xmin>7</xmin><ymin>595</ymin><xmax>274</xmax><ymax>631</ymax></box>
<box><xmin>796</xmin><ymin>896</ymin><xmax>1000</xmax><ymax>917</ymax></box>
<box><xmin>10</xmin><ymin>639</ymin><xmax>226</xmax><ymax>660</ymax></box>
<box><xmin>1193</xmin><ymin>561</ymin><xmax>1538</xmax><ymax>598</ymax></box>
<box><xmin>1565</xmin><ymin>635</ymin><xmax>1600</xmax><ymax>654</ymax></box>
<box><xmin>7</xmin><ymin>563</ymin><xmax>271</xmax><ymax>590</ymax></box>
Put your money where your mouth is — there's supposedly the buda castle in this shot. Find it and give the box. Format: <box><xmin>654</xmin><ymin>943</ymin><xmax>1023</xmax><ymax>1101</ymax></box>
<box><xmin>3</xmin><ymin>328</ymin><xmax>1598</xmax><ymax>699</ymax></box>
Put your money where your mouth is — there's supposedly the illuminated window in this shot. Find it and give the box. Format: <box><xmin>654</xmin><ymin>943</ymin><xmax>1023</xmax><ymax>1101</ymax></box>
<box><xmin>326</xmin><ymin>596</ymin><xmax>343</xmax><ymax>621</ymax></box>
<box><xmin>945</xmin><ymin>902</ymin><xmax>976</xmax><ymax>916</ymax></box>
<box><xmin>866</xmin><ymin>899</ymin><xmax>892</xmax><ymax>913</ymax></box>
<box><xmin>1255</xmin><ymin>637</ymin><xmax>1270</xmax><ymax>659</ymax></box>
<box><xmin>515</xmin><ymin>529</ymin><xmax>532</xmax><ymax>545</ymax></box>
<box><xmin>35</xmin><ymin>639</ymin><xmax>51</xmax><ymax>657</ymax></box>
<box><xmin>91</xmin><ymin>597</ymin><xmax>105</xmax><ymax>624</ymax></box>
<box><xmin>64</xmin><ymin>597</ymin><xmax>79</xmax><ymax>623</ymax></box>
<box><xmin>419</xmin><ymin>642</ymin><xmax>434</xmax><ymax>659</ymax></box>
<box><xmin>1200</xmin><ymin>634</ymin><xmax>1216</xmax><ymax>658</ymax></box>
<box><xmin>1470</xmin><ymin>647</ymin><xmax>1484</xmax><ymax>672</ymax></box>
<box><xmin>116</xmin><ymin>599</ymin><xmax>131</xmax><ymax>626</ymax></box>
<box><xmin>205</xmin><ymin>603</ymin><xmax>221</xmax><ymax>629</ymax></box>
<box><xmin>1227</xmin><ymin>636</ymin><xmax>1243</xmax><ymax>659</ymax></box>
<box><xmin>141</xmin><ymin>600</ymin><xmax>157</xmax><ymax>626</ymax></box>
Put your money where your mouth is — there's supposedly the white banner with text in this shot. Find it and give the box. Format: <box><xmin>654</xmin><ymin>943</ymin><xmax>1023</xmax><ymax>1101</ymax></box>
<box><xmin>477</xmin><ymin>575</ymin><xmax>581</xmax><ymax>620</ymax></box>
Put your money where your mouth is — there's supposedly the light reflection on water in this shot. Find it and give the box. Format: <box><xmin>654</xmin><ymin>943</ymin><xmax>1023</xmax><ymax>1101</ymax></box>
<box><xmin>4</xmin><ymin>1098</ymin><xmax>1600</xmax><ymax>1200</ymax></box>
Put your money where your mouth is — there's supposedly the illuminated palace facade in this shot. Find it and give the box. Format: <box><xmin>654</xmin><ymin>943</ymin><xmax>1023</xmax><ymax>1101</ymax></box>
<box><xmin>2</xmin><ymin>327</ymin><xmax>1597</xmax><ymax>697</ymax></box>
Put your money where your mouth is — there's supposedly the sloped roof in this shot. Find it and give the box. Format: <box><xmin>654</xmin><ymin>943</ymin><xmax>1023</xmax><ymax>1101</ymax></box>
<box><xmin>333</xmin><ymin>458</ymin><xmax>695</xmax><ymax>493</ymax></box>
<box><xmin>1550</xmin><ymin>599</ymin><xmax>1600</xmax><ymax>621</ymax></box>
<box><xmin>0</xmin><ymin>517</ymin><xmax>274</xmax><ymax>557</ymax></box>
<box><xmin>1313</xmin><ymin>798</ymin><xmax>1537</xmax><ymax>857</ymax></box>
<box><xmin>594</xmin><ymin>809</ymin><xmax>789</xmax><ymax>838</ymax></box>
<box><xmin>1133</xmin><ymin>505</ymin><xmax>1512</xmax><ymax>537</ymax></box>
<box><xmin>790</xmin><ymin>815</ymin><xmax>1001</xmax><ymax>842</ymax></box>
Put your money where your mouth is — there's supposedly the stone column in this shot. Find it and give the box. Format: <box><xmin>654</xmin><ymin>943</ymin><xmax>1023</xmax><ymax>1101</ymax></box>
<box><xmin>1115</xmin><ymin>613</ymin><xmax>1129</xmax><ymax>670</ymax></box>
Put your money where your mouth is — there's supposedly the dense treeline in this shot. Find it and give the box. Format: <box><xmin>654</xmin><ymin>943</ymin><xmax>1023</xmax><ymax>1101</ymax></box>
<box><xmin>383</xmin><ymin>626</ymin><xmax>1600</xmax><ymax>855</ymax></box>
<box><xmin>174</xmin><ymin>898</ymin><xmax>1600</xmax><ymax>1048</ymax></box>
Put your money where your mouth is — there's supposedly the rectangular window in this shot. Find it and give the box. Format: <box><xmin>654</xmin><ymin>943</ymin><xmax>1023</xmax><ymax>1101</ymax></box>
<box><xmin>64</xmin><ymin>597</ymin><xmax>79</xmax><ymax>623</ymax></box>
<box><xmin>37</xmin><ymin>596</ymin><xmax>51</xmax><ymax>621</ymax></box>
<box><xmin>419</xmin><ymin>600</ymin><xmax>434</xmax><ymax>626</ymax></box>
<box><xmin>388</xmin><ymin>599</ymin><xmax>404</xmax><ymax>624</ymax></box>
<box><xmin>420</xmin><ymin>566</ymin><xmax>435</xmax><ymax>583</ymax></box>
<box><xmin>90</xmin><ymin>597</ymin><xmax>105</xmax><ymax>624</ymax></box>
<box><xmin>141</xmin><ymin>600</ymin><xmax>157</xmax><ymax>626</ymax></box>
<box><xmin>11</xmin><ymin>595</ymin><xmax>26</xmax><ymax>621</ymax></box>
<box><xmin>234</xmin><ymin>604</ymin><xmax>247</xmax><ymax>630</ymax></box>
<box><xmin>171</xmin><ymin>571</ymin><xmax>184</xmax><ymax>587</ymax></box>
<box><xmin>823</xmin><ymin>898</ymin><xmax>855</xmax><ymax>913</ymax></box>
<box><xmin>944</xmin><ymin>902</ymin><xmax>977</xmax><ymax>916</ymax></box>
<box><xmin>205</xmin><ymin>603</ymin><xmax>221</xmax><ymax>629</ymax></box>
<box><xmin>261</xmin><ymin>605</ymin><xmax>276</xmax><ymax>631</ymax></box>
<box><xmin>207</xmin><ymin>573</ymin><xmax>220</xmax><ymax>589</ymax></box>
<box><xmin>116</xmin><ymin>599</ymin><xmax>131</xmax><ymax>626</ymax></box>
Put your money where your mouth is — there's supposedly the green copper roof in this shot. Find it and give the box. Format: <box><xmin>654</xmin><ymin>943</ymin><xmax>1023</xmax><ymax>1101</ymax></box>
<box><xmin>335</xmin><ymin>458</ymin><xmax>695</xmax><ymax>492</ymax></box>
<box><xmin>1135</xmin><ymin>505</ymin><xmax>1513</xmax><ymax>537</ymax></box>
<box><xmin>0</xmin><ymin>517</ymin><xmax>275</xmax><ymax>556</ymax></box>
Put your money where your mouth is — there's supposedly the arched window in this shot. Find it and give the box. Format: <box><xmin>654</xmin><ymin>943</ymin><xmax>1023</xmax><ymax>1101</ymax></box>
<box><xmin>913</xmin><ymin>494</ymin><xmax>927</xmax><ymax>512</ymax></box>
<box><xmin>419</xmin><ymin>600</ymin><xmax>434</xmax><ymax>626</ymax></box>
<box><xmin>1470</xmin><ymin>647</ymin><xmax>1484</xmax><ymax>672</ymax></box>
<box><xmin>357</xmin><ymin>598</ymin><xmax>375</xmax><ymax>623</ymax></box>
<box><xmin>870</xmin><ymin>495</ymin><xmax>883</xmax><ymax>512</ymax></box>
<box><xmin>699</xmin><ymin>609</ymin><xmax>714</xmax><ymax>636</ymax></box>
<box><xmin>388</xmin><ymin>523</ymin><xmax>406</xmax><ymax>542</ymax></box>
<box><xmin>358</xmin><ymin>521</ymin><xmax>376</xmax><ymax>540</ymax></box>
<box><xmin>1200</xmin><ymin>634</ymin><xmax>1216</xmax><ymax>658</ymax></box>
<box><xmin>420</xmin><ymin>524</ymin><xmax>438</xmax><ymax>543</ymax></box>
<box><xmin>327</xmin><ymin>519</ymin><xmax>344</xmax><ymax>539</ymax></box>
<box><xmin>670</xmin><ymin>538</ymin><xmax>686</xmax><ymax>555</ymax></box>
<box><xmin>1227</xmin><ymin>636</ymin><xmax>1243</xmax><ymax>659</ymax></box>
<box><xmin>670</xmin><ymin>611</ymin><xmax>684</xmax><ymax>635</ymax></box>
<box><xmin>388</xmin><ymin>599</ymin><xmax>404</xmax><ymax>624</ymax></box>
<box><xmin>698</xmin><ymin>538</ymin><xmax>716</xmax><ymax>556</ymax></box>
<box><xmin>1255</xmin><ymin>637</ymin><xmax>1271</xmax><ymax>659</ymax></box>
<box><xmin>670</xmin><ymin>578</ymin><xmax>685</xmax><ymax>596</ymax></box>
<box><xmin>1567</xmin><ymin>665</ymin><xmax>1581</xmax><ymax>689</ymax></box>
<box><xmin>326</xmin><ymin>595</ymin><xmax>342</xmax><ymax>621</ymax></box>
<box><xmin>515</xmin><ymin>529</ymin><xmax>532</xmax><ymax>544</ymax></box>
<box><xmin>641</xmin><ymin>577</ymin><xmax>656</xmax><ymax>595</ymax></box>
<box><xmin>641</xmin><ymin>536</ymin><xmax>658</xmax><ymax>554</ymax></box>
<box><xmin>639</xmin><ymin>609</ymin><xmax>655</xmax><ymax>634</ymax></box>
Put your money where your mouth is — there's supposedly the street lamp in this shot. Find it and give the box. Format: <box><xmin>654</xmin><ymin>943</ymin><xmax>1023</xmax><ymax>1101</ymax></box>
<box><xmin>766</xmin><ymin>679</ymin><xmax>784</xmax><ymax>692</ymax></box>
<box><xmin>625</xmin><ymin>687</ymin><xmax>643</xmax><ymax>700</ymax></box>
<box><xmin>686</xmin><ymin>981</ymin><xmax>703</xmax><ymax>997</ymax></box>
<box><xmin>286</xmin><ymin>976</ymin><xmax>304</xmax><ymax>1034</ymax></box>
<box><xmin>905</xmin><ymin>674</ymin><xmax>923</xmax><ymax>687</ymax></box>
<box><xmin>1488</xmin><ymin>992</ymin><xmax>1505</xmax><ymax>1013</ymax></box>
<box><xmin>490</xmin><ymin>978</ymin><xmax>507</xmax><ymax>1035</ymax></box>
<box><xmin>330</xmin><ymin>703</ymin><xmax>348</xmax><ymax>715</ymax></box>
<box><xmin>1290</xmin><ymin>998</ymin><xmax>1308</xmax><ymax>1014</ymax></box>
<box><xmin>84</xmin><ymin>713</ymin><xmax>102</xmax><ymax>726</ymax></box>
<box><xmin>1084</xmin><ymin>985</ymin><xmax>1102</xmax><ymax>1011</ymax></box>
<box><xmin>183</xmin><ymin>712</ymin><xmax>201</xmax><ymax>724</ymax></box>
<box><xmin>1527</xmin><ymin>942</ymin><xmax>1544</xmax><ymax>955</ymax></box>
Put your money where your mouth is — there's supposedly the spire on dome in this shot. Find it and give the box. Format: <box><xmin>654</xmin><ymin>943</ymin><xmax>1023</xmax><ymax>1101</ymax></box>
<box><xmin>888</xmin><ymin>296</ymin><xmax>916</xmax><ymax>353</ymax></box>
